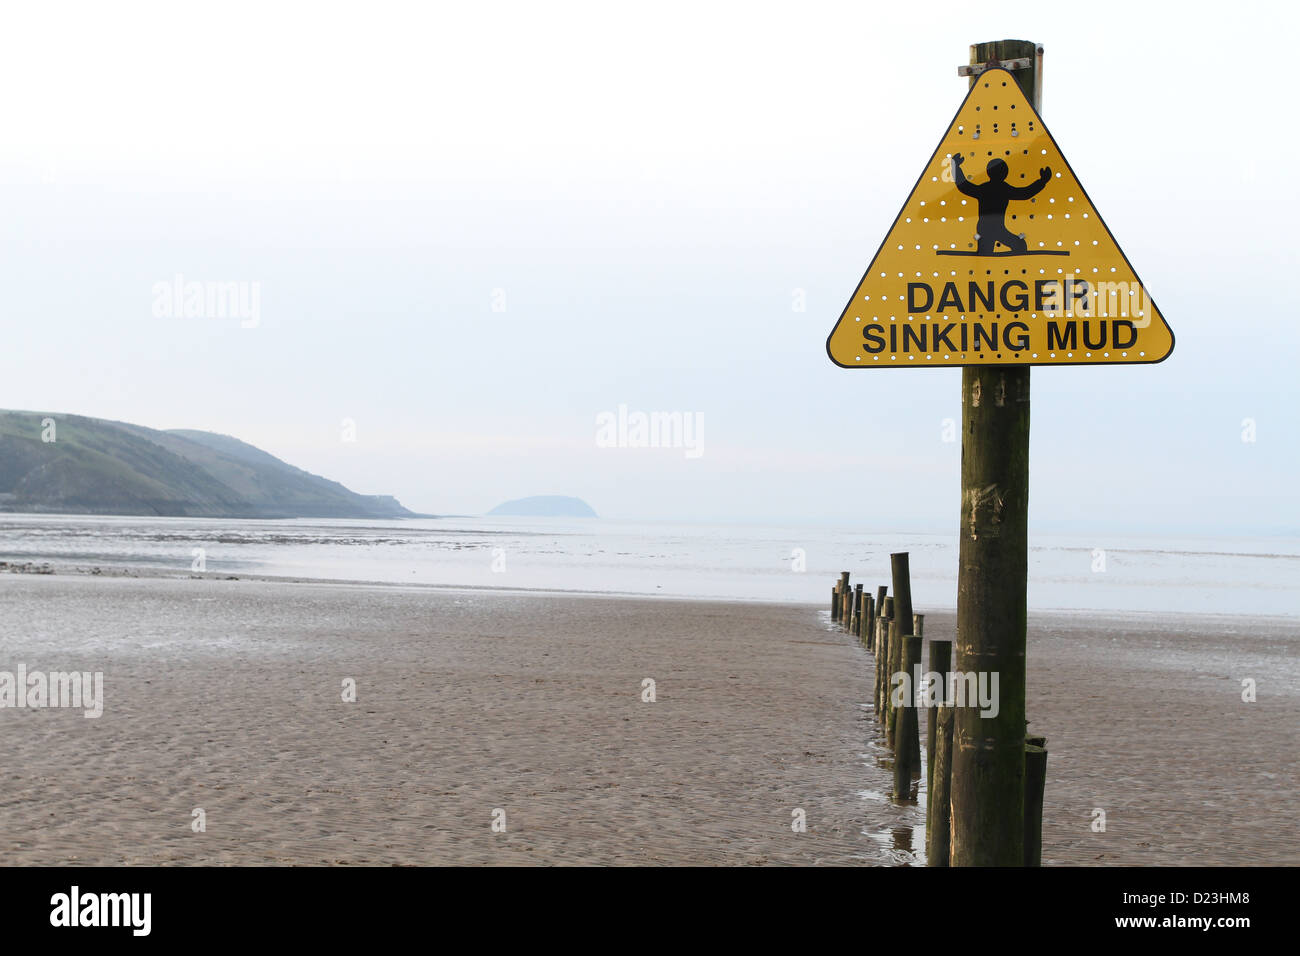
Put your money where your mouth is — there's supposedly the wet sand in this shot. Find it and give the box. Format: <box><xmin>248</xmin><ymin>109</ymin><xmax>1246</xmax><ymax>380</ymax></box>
<box><xmin>0</xmin><ymin>574</ymin><xmax>1294</xmax><ymax>865</ymax></box>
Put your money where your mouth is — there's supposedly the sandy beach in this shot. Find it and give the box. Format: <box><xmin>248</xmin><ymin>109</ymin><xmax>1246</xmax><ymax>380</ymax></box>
<box><xmin>0</xmin><ymin>572</ymin><xmax>1294</xmax><ymax>865</ymax></box>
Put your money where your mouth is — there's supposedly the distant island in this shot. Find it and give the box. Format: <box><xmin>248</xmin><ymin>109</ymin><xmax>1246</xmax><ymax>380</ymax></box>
<box><xmin>0</xmin><ymin>410</ymin><xmax>419</xmax><ymax>520</ymax></box>
<box><xmin>487</xmin><ymin>495</ymin><xmax>597</xmax><ymax>518</ymax></box>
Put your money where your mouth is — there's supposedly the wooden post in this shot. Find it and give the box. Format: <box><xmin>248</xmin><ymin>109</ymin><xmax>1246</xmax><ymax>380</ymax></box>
<box><xmin>893</xmin><ymin>634</ymin><xmax>922</xmax><ymax>799</ymax></box>
<box><xmin>853</xmin><ymin>583</ymin><xmax>864</xmax><ymax>637</ymax></box>
<box><xmin>876</xmin><ymin>596</ymin><xmax>894</xmax><ymax>723</ymax></box>
<box><xmin>863</xmin><ymin>594</ymin><xmax>875</xmax><ymax>650</ymax></box>
<box><xmin>926</xmin><ymin>638</ymin><xmax>952</xmax><ymax>824</ymax></box>
<box><xmin>949</xmin><ymin>38</ymin><xmax>1039</xmax><ymax>867</ymax></box>
<box><xmin>883</xmin><ymin>613</ymin><xmax>894</xmax><ymax>738</ymax></box>
<box><xmin>831</xmin><ymin>584</ymin><xmax>840</xmax><ymax>622</ymax></box>
<box><xmin>907</xmin><ymin>615</ymin><xmax>923</xmax><ymax>770</ymax></box>
<box><xmin>927</xmin><ymin>705</ymin><xmax>954</xmax><ymax>867</ymax></box>
<box><xmin>887</xmin><ymin>554</ymin><xmax>913</xmax><ymax>738</ymax></box>
<box><xmin>1024</xmin><ymin>743</ymin><xmax>1047</xmax><ymax>866</ymax></box>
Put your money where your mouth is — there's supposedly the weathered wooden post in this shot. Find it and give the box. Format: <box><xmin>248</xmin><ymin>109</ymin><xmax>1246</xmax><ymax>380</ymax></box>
<box><xmin>949</xmin><ymin>38</ymin><xmax>1039</xmax><ymax>868</ymax></box>
<box><xmin>876</xmin><ymin>596</ymin><xmax>894</xmax><ymax>723</ymax></box>
<box><xmin>831</xmin><ymin>584</ymin><xmax>840</xmax><ymax>623</ymax></box>
<box><xmin>887</xmin><ymin>554</ymin><xmax>913</xmax><ymax>735</ymax></box>
<box><xmin>927</xmin><ymin>705</ymin><xmax>954</xmax><ymax>867</ymax></box>
<box><xmin>926</xmin><ymin>638</ymin><xmax>952</xmax><ymax>821</ymax></box>
<box><xmin>863</xmin><ymin>594</ymin><xmax>875</xmax><ymax>650</ymax></box>
<box><xmin>1024</xmin><ymin>742</ymin><xmax>1047</xmax><ymax>866</ymax></box>
<box><xmin>852</xmin><ymin>583</ymin><xmax>864</xmax><ymax>636</ymax></box>
<box><xmin>893</xmin><ymin>633</ymin><xmax>922</xmax><ymax>799</ymax></box>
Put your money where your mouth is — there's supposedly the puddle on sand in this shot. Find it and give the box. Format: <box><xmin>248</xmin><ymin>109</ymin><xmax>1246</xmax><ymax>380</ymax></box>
<box><xmin>858</xmin><ymin>718</ymin><xmax>930</xmax><ymax>866</ymax></box>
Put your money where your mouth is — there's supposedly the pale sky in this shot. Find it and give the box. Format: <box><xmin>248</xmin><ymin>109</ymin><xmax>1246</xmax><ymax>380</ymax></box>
<box><xmin>1</xmin><ymin>0</ymin><xmax>1296</xmax><ymax>534</ymax></box>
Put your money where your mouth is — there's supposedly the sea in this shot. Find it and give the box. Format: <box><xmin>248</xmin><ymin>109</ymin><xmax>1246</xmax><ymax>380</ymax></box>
<box><xmin>1</xmin><ymin>513</ymin><xmax>1296</xmax><ymax>616</ymax></box>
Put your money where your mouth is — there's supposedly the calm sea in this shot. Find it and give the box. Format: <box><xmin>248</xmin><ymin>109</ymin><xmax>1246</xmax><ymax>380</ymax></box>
<box><xmin>1</xmin><ymin>514</ymin><xmax>1296</xmax><ymax>616</ymax></box>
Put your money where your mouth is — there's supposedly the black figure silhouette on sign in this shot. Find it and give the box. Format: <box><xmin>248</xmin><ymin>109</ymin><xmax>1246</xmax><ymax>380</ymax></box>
<box><xmin>951</xmin><ymin>154</ymin><xmax>1052</xmax><ymax>255</ymax></box>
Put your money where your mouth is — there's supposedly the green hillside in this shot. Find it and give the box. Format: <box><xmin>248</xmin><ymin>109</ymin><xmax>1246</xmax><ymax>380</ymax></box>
<box><xmin>0</xmin><ymin>410</ymin><xmax>417</xmax><ymax>519</ymax></box>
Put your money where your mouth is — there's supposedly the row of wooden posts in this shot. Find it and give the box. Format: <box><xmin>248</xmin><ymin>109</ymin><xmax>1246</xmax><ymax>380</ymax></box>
<box><xmin>832</xmin><ymin>553</ymin><xmax>1047</xmax><ymax>867</ymax></box>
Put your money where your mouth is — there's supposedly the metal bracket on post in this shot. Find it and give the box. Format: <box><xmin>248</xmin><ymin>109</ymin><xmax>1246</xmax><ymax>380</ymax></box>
<box><xmin>957</xmin><ymin>56</ymin><xmax>1033</xmax><ymax>77</ymax></box>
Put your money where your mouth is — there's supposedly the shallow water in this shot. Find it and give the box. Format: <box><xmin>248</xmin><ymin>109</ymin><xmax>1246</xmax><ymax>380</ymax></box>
<box><xmin>1</xmin><ymin>513</ymin><xmax>1297</xmax><ymax>616</ymax></box>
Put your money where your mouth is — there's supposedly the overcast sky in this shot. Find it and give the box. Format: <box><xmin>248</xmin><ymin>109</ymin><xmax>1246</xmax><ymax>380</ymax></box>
<box><xmin>1</xmin><ymin>0</ymin><xmax>1295</xmax><ymax>534</ymax></box>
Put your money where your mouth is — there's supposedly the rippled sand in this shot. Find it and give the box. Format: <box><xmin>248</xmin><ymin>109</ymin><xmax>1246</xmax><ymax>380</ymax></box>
<box><xmin>0</xmin><ymin>574</ymin><xmax>1293</xmax><ymax>865</ymax></box>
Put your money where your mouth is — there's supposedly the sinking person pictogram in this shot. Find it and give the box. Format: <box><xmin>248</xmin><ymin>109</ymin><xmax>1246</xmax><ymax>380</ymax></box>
<box><xmin>942</xmin><ymin>154</ymin><xmax>1065</xmax><ymax>257</ymax></box>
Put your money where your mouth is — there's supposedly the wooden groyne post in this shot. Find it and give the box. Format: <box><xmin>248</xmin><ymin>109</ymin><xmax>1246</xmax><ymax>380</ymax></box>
<box><xmin>927</xmin><ymin>704</ymin><xmax>954</xmax><ymax>867</ymax></box>
<box><xmin>893</xmin><ymin>633</ymin><xmax>922</xmax><ymax>799</ymax></box>
<box><xmin>926</xmin><ymin>638</ymin><xmax>952</xmax><ymax>823</ymax></box>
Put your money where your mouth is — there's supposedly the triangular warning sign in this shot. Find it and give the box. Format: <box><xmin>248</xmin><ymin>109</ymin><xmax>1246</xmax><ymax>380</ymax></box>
<box><xmin>827</xmin><ymin>68</ymin><xmax>1173</xmax><ymax>368</ymax></box>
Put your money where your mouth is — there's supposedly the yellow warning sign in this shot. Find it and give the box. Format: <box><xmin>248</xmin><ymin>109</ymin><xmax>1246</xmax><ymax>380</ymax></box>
<box><xmin>827</xmin><ymin>68</ymin><xmax>1173</xmax><ymax>367</ymax></box>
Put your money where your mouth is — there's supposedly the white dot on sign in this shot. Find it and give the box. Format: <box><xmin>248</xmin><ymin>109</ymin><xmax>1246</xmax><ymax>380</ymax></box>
<box><xmin>898</xmin><ymin>245</ymin><xmax>904</xmax><ymax>250</ymax></box>
<box><xmin>1091</xmin><ymin>240</ymin><xmax>1097</xmax><ymax>245</ymax></box>
<box><xmin>1050</xmin><ymin>352</ymin><xmax>1056</xmax><ymax>358</ymax></box>
<box><xmin>1121</xmin><ymin>351</ymin><xmax>1128</xmax><ymax>357</ymax></box>
<box><xmin>1086</xmin><ymin>352</ymin><xmax>1092</xmax><ymax>357</ymax></box>
<box><xmin>864</xmin><ymin>295</ymin><xmax>871</xmax><ymax>300</ymax></box>
<box><xmin>1137</xmin><ymin>311</ymin><xmax>1144</xmax><ymax>317</ymax></box>
<box><xmin>931</xmin><ymin>176</ymin><xmax>938</xmax><ymax>182</ymax></box>
<box><xmin>1055</xmin><ymin>172</ymin><xmax>1061</xmax><ymax>177</ymax></box>
<box><xmin>874</xmin><ymin>356</ymin><xmax>880</xmax><ymax>361</ymax></box>
<box><xmin>1139</xmin><ymin>351</ymin><xmax>1145</xmax><ymax>357</ymax></box>
<box><xmin>1103</xmin><ymin>352</ymin><xmax>1109</xmax><ymax>357</ymax></box>
<box><xmin>927</xmin><ymin>354</ymin><xmax>932</xmax><ymax>359</ymax></box>
<box><xmin>855</xmin><ymin>316</ymin><xmax>861</xmax><ymax>322</ymax></box>
<box><xmin>1041</xmin><ymin>149</ymin><xmax>1047</xmax><ymax>154</ymax></box>
<box><xmin>1032</xmin><ymin>352</ymin><xmax>1039</xmax><ymax>358</ymax></box>
<box><xmin>1068</xmin><ymin>196</ymin><xmax>1075</xmax><ymax>202</ymax></box>
<box><xmin>909</xmin><ymin>355</ymin><xmax>914</xmax><ymax>360</ymax></box>
<box><xmin>1067</xmin><ymin>352</ymin><xmax>1073</xmax><ymax>357</ymax></box>
<box><xmin>1049</xmin><ymin>198</ymin><xmax>1055</xmax><ymax>204</ymax></box>
<box><xmin>855</xmin><ymin>356</ymin><xmax>861</xmax><ymax>361</ymax></box>
<box><xmin>880</xmin><ymin>272</ymin><xmax>886</xmax><ymax>278</ymax></box>
<box><xmin>891</xmin><ymin>356</ymin><xmax>896</xmax><ymax>360</ymax></box>
<box><xmin>944</xmin><ymin>354</ymin><xmax>950</xmax><ymax>359</ymax></box>
<box><xmin>906</xmin><ymin>217</ymin><xmax>912</xmax><ymax>223</ymax></box>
